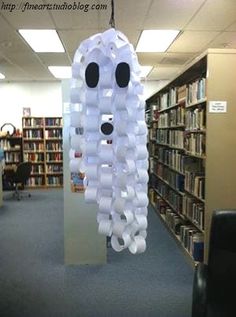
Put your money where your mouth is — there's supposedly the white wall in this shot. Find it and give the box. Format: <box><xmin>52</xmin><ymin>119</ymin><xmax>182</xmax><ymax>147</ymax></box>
<box><xmin>0</xmin><ymin>80</ymin><xmax>168</xmax><ymax>131</ymax></box>
<box><xmin>0</xmin><ymin>82</ymin><xmax>62</xmax><ymax>130</ymax></box>
<box><xmin>142</xmin><ymin>80</ymin><xmax>169</xmax><ymax>100</ymax></box>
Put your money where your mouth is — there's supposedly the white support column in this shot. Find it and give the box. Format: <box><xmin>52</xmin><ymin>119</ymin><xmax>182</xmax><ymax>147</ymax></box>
<box><xmin>62</xmin><ymin>80</ymin><xmax>106</xmax><ymax>265</ymax></box>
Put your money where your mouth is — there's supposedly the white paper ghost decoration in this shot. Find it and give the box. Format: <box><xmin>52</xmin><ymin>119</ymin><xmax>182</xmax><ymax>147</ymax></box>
<box><xmin>69</xmin><ymin>28</ymin><xmax>149</xmax><ymax>254</ymax></box>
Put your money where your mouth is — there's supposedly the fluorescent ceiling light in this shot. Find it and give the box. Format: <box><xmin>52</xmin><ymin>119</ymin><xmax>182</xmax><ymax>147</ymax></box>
<box><xmin>18</xmin><ymin>29</ymin><xmax>64</xmax><ymax>52</ymax></box>
<box><xmin>48</xmin><ymin>66</ymin><xmax>71</xmax><ymax>79</ymax></box>
<box><xmin>0</xmin><ymin>73</ymin><xmax>5</xmax><ymax>79</ymax></box>
<box><xmin>140</xmin><ymin>66</ymin><xmax>153</xmax><ymax>78</ymax></box>
<box><xmin>136</xmin><ymin>30</ymin><xmax>180</xmax><ymax>52</ymax></box>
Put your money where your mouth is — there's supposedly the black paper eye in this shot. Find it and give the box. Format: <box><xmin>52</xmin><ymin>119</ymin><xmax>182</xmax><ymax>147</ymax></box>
<box><xmin>101</xmin><ymin>122</ymin><xmax>113</xmax><ymax>135</ymax></box>
<box><xmin>115</xmin><ymin>62</ymin><xmax>130</xmax><ymax>88</ymax></box>
<box><xmin>85</xmin><ymin>62</ymin><xmax>99</xmax><ymax>88</ymax></box>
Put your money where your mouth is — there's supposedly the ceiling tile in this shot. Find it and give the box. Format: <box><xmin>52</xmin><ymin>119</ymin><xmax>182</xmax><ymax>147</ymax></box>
<box><xmin>208</xmin><ymin>32</ymin><xmax>236</xmax><ymax>49</ymax></box>
<box><xmin>22</xmin><ymin>65</ymin><xmax>55</xmax><ymax>80</ymax></box>
<box><xmin>226</xmin><ymin>22</ymin><xmax>236</xmax><ymax>31</ymax></box>
<box><xmin>186</xmin><ymin>0</ymin><xmax>236</xmax><ymax>31</ymax></box>
<box><xmin>59</xmin><ymin>29</ymin><xmax>101</xmax><ymax>54</ymax></box>
<box><xmin>37</xmin><ymin>53</ymin><xmax>71</xmax><ymax>66</ymax></box>
<box><xmin>0</xmin><ymin>64</ymin><xmax>33</xmax><ymax>80</ymax></box>
<box><xmin>148</xmin><ymin>66</ymin><xmax>181</xmax><ymax>80</ymax></box>
<box><xmin>5</xmin><ymin>52</ymin><xmax>44</xmax><ymax>67</ymax></box>
<box><xmin>48</xmin><ymin>0</ymin><xmax>104</xmax><ymax>29</ymax></box>
<box><xmin>49</xmin><ymin>0</ymin><xmax>152</xmax><ymax>30</ymax></box>
<box><xmin>1</xmin><ymin>0</ymin><xmax>55</xmax><ymax>28</ymax></box>
<box><xmin>160</xmin><ymin>52</ymin><xmax>195</xmax><ymax>65</ymax></box>
<box><xmin>169</xmin><ymin>31</ymin><xmax>220</xmax><ymax>53</ymax></box>
<box><xmin>144</xmin><ymin>0</ymin><xmax>205</xmax><ymax>29</ymax></box>
<box><xmin>0</xmin><ymin>32</ymin><xmax>30</xmax><ymax>54</ymax></box>
<box><xmin>111</xmin><ymin>0</ymin><xmax>152</xmax><ymax>29</ymax></box>
<box><xmin>0</xmin><ymin>16</ymin><xmax>30</xmax><ymax>53</ymax></box>
<box><xmin>137</xmin><ymin>53</ymin><xmax>165</xmax><ymax>66</ymax></box>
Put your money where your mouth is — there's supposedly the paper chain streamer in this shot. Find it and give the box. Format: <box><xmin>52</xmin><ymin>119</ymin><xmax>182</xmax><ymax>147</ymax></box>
<box><xmin>69</xmin><ymin>28</ymin><xmax>149</xmax><ymax>254</ymax></box>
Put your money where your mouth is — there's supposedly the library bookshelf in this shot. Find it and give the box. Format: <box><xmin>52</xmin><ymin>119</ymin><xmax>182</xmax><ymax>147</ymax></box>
<box><xmin>147</xmin><ymin>49</ymin><xmax>236</xmax><ymax>264</ymax></box>
<box><xmin>0</xmin><ymin>136</ymin><xmax>22</xmax><ymax>167</ymax></box>
<box><xmin>0</xmin><ymin>136</ymin><xmax>23</xmax><ymax>190</ymax></box>
<box><xmin>22</xmin><ymin>117</ymin><xmax>63</xmax><ymax>188</ymax></box>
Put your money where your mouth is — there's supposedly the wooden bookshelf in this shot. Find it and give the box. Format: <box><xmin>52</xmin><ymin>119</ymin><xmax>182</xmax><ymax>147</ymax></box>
<box><xmin>0</xmin><ymin>136</ymin><xmax>23</xmax><ymax>167</ymax></box>
<box><xmin>0</xmin><ymin>136</ymin><xmax>23</xmax><ymax>190</ymax></box>
<box><xmin>22</xmin><ymin>117</ymin><xmax>63</xmax><ymax>188</ymax></box>
<box><xmin>147</xmin><ymin>49</ymin><xmax>236</xmax><ymax>264</ymax></box>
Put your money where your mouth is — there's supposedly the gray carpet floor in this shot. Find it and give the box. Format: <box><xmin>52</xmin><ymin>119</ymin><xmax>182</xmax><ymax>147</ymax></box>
<box><xmin>0</xmin><ymin>189</ymin><xmax>194</xmax><ymax>317</ymax></box>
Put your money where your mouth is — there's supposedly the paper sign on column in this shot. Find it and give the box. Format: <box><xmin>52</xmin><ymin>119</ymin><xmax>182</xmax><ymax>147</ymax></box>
<box><xmin>209</xmin><ymin>101</ymin><xmax>227</xmax><ymax>113</ymax></box>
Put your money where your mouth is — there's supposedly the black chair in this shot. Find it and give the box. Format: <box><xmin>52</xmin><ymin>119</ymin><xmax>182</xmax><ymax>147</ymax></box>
<box><xmin>192</xmin><ymin>209</ymin><xmax>236</xmax><ymax>317</ymax></box>
<box><xmin>11</xmin><ymin>161</ymin><xmax>32</xmax><ymax>200</ymax></box>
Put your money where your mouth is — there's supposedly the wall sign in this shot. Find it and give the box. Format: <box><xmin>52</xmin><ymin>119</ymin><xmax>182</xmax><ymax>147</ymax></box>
<box><xmin>209</xmin><ymin>101</ymin><xmax>227</xmax><ymax>113</ymax></box>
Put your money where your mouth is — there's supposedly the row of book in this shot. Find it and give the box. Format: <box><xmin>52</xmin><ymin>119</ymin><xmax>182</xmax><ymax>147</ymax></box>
<box><xmin>158</xmin><ymin>148</ymin><xmax>185</xmax><ymax>174</ymax></box>
<box><xmin>45</xmin><ymin>118</ymin><xmax>62</xmax><ymax>127</ymax></box>
<box><xmin>151</xmin><ymin>170</ymin><xmax>205</xmax><ymax>211</ymax></box>
<box><xmin>0</xmin><ymin>139</ymin><xmax>19</xmax><ymax>150</ymax></box>
<box><xmin>185</xmin><ymin>133</ymin><xmax>206</xmax><ymax>156</ymax></box>
<box><xmin>151</xmin><ymin>165</ymin><xmax>205</xmax><ymax>203</ymax></box>
<box><xmin>156</xmin><ymin>163</ymin><xmax>185</xmax><ymax>193</ymax></box>
<box><xmin>46</xmin><ymin>153</ymin><xmax>63</xmax><ymax>162</ymax></box>
<box><xmin>186</xmin><ymin>78</ymin><xmax>206</xmax><ymax>106</ymax></box>
<box><xmin>45</xmin><ymin>129</ymin><xmax>62</xmax><ymax>139</ymax></box>
<box><xmin>180</xmin><ymin>224</ymin><xmax>204</xmax><ymax>262</ymax></box>
<box><xmin>149</xmin><ymin>187</ymin><xmax>158</xmax><ymax>207</ymax></box>
<box><xmin>145</xmin><ymin>109</ymin><xmax>151</xmax><ymax>126</ymax></box>
<box><xmin>156</xmin><ymin>129</ymin><xmax>169</xmax><ymax>144</ymax></box>
<box><xmin>150</xmin><ymin>186</ymin><xmax>203</xmax><ymax>235</ymax></box>
<box><xmin>23</xmin><ymin>117</ymin><xmax>44</xmax><ymax>127</ymax></box>
<box><xmin>158</xmin><ymin>107</ymin><xmax>185</xmax><ymax>127</ymax></box>
<box><xmin>47</xmin><ymin>176</ymin><xmax>63</xmax><ymax>185</ymax></box>
<box><xmin>149</xmin><ymin>122</ymin><xmax>158</xmax><ymax>141</ymax></box>
<box><xmin>185</xmin><ymin>171</ymin><xmax>205</xmax><ymax>200</ymax></box>
<box><xmin>182</xmin><ymin>195</ymin><xmax>204</xmax><ymax>230</ymax></box>
<box><xmin>23</xmin><ymin>129</ymin><xmax>43</xmax><ymax>139</ymax></box>
<box><xmin>4</xmin><ymin>152</ymin><xmax>21</xmax><ymax>163</ymax></box>
<box><xmin>157</xmin><ymin>77</ymin><xmax>205</xmax><ymax>111</ymax></box>
<box><xmin>31</xmin><ymin>165</ymin><xmax>44</xmax><ymax>174</ymax></box>
<box><xmin>149</xmin><ymin>157</ymin><xmax>156</xmax><ymax>175</ymax></box>
<box><xmin>150</xmin><ymin>104</ymin><xmax>159</xmax><ymax>122</ymax></box>
<box><xmin>148</xmin><ymin>142</ymin><xmax>158</xmax><ymax>157</ymax></box>
<box><xmin>159</xmin><ymin>87</ymin><xmax>177</xmax><ymax>110</ymax></box>
<box><xmin>185</xmin><ymin>107</ymin><xmax>206</xmax><ymax>131</ymax></box>
<box><xmin>26</xmin><ymin>175</ymin><xmax>63</xmax><ymax>186</ymax></box>
<box><xmin>24</xmin><ymin>142</ymin><xmax>44</xmax><ymax>151</ymax></box>
<box><xmin>169</xmin><ymin>130</ymin><xmax>184</xmax><ymax>148</ymax></box>
<box><xmin>46</xmin><ymin>164</ymin><xmax>63</xmax><ymax>173</ymax></box>
<box><xmin>157</xmin><ymin>198</ymin><xmax>204</xmax><ymax>262</ymax></box>
<box><xmin>156</xmin><ymin>130</ymin><xmax>184</xmax><ymax>148</ymax></box>
<box><xmin>24</xmin><ymin>153</ymin><xmax>44</xmax><ymax>162</ymax></box>
<box><xmin>46</xmin><ymin>142</ymin><xmax>63</xmax><ymax>151</ymax></box>
<box><xmin>26</xmin><ymin>176</ymin><xmax>44</xmax><ymax>186</ymax></box>
<box><xmin>154</xmin><ymin>177</ymin><xmax>183</xmax><ymax>213</ymax></box>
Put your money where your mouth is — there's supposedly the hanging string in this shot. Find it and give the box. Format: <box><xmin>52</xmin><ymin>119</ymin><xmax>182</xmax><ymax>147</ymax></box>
<box><xmin>109</xmin><ymin>0</ymin><xmax>115</xmax><ymax>28</ymax></box>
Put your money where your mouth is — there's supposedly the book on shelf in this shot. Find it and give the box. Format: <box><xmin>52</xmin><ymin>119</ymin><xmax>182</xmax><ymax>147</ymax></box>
<box><xmin>150</xmin><ymin>104</ymin><xmax>159</xmax><ymax>121</ymax></box>
<box><xmin>192</xmin><ymin>233</ymin><xmax>204</xmax><ymax>262</ymax></box>
<box><xmin>183</xmin><ymin>195</ymin><xmax>204</xmax><ymax>230</ymax></box>
<box><xmin>177</xmin><ymin>85</ymin><xmax>187</xmax><ymax>102</ymax></box>
<box><xmin>23</xmin><ymin>117</ymin><xmax>44</xmax><ymax>127</ymax></box>
<box><xmin>185</xmin><ymin>133</ymin><xmax>206</xmax><ymax>156</ymax></box>
<box><xmin>185</xmin><ymin>107</ymin><xmax>206</xmax><ymax>130</ymax></box>
<box><xmin>187</xmin><ymin>77</ymin><xmax>206</xmax><ymax>106</ymax></box>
